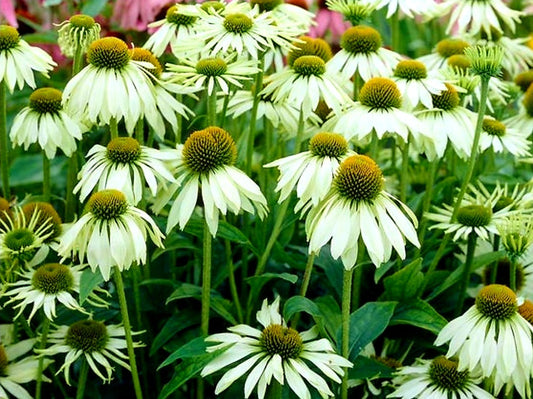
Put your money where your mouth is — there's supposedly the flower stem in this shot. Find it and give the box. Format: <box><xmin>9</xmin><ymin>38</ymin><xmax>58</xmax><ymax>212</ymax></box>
<box><xmin>299</xmin><ymin>252</ymin><xmax>316</xmax><ymax>297</ymax></box>
<box><xmin>341</xmin><ymin>268</ymin><xmax>354</xmax><ymax>399</ymax></box>
<box><xmin>416</xmin><ymin>160</ymin><xmax>440</xmax><ymax>250</ymax></box>
<box><xmin>455</xmin><ymin>233</ymin><xmax>477</xmax><ymax>316</ymax></box>
<box><xmin>75</xmin><ymin>358</ymin><xmax>89</xmax><ymax>399</ymax></box>
<box><xmin>399</xmin><ymin>140</ymin><xmax>409</xmax><ymax>203</ymax></box>
<box><xmin>42</xmin><ymin>154</ymin><xmax>50</xmax><ymax>201</ymax></box>
<box><xmin>510</xmin><ymin>256</ymin><xmax>517</xmax><ymax>292</ymax></box>
<box><xmin>64</xmin><ymin>153</ymin><xmax>79</xmax><ymax>222</ymax></box>
<box><xmin>0</xmin><ymin>83</ymin><xmax>9</xmax><ymax>198</ymax></box>
<box><xmin>110</xmin><ymin>117</ymin><xmax>119</xmax><ymax>140</ymax></box>
<box><xmin>35</xmin><ymin>317</ymin><xmax>50</xmax><ymax>399</ymax></box>
<box><xmin>490</xmin><ymin>236</ymin><xmax>500</xmax><ymax>284</ymax></box>
<box><xmin>202</xmin><ymin>218</ymin><xmax>212</xmax><ymax>335</ymax></box>
<box><xmin>135</xmin><ymin>119</ymin><xmax>144</xmax><ymax>145</ymax></box>
<box><xmin>207</xmin><ymin>88</ymin><xmax>217</xmax><ymax>127</ymax></box>
<box><xmin>72</xmin><ymin>44</ymin><xmax>84</xmax><ymax>76</ymax></box>
<box><xmin>113</xmin><ymin>267</ymin><xmax>143</xmax><ymax>399</ymax></box>
<box><xmin>245</xmin><ymin>53</ymin><xmax>265</xmax><ymax>175</ymax></box>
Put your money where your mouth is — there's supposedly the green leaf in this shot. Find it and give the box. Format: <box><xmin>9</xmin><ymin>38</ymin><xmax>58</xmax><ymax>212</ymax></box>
<box><xmin>150</xmin><ymin>311</ymin><xmax>199</xmax><ymax>355</ymax></box>
<box><xmin>184</xmin><ymin>218</ymin><xmax>257</xmax><ymax>253</ymax></box>
<box><xmin>22</xmin><ymin>31</ymin><xmax>58</xmax><ymax>44</ymax></box>
<box><xmin>389</xmin><ymin>299</ymin><xmax>447</xmax><ymax>335</ymax></box>
<box><xmin>426</xmin><ymin>250</ymin><xmax>505</xmax><ymax>300</ymax></box>
<box><xmin>81</xmin><ymin>0</ymin><xmax>108</xmax><ymax>16</ymax></box>
<box><xmin>158</xmin><ymin>347</ymin><xmax>227</xmax><ymax>399</ymax></box>
<box><xmin>9</xmin><ymin>154</ymin><xmax>66</xmax><ymax>188</ymax></box>
<box><xmin>314</xmin><ymin>296</ymin><xmax>341</xmax><ymax>343</ymax></box>
<box><xmin>246</xmin><ymin>273</ymin><xmax>298</xmax><ymax>307</ymax></box>
<box><xmin>348</xmin><ymin>356</ymin><xmax>396</xmax><ymax>381</ymax></box>
<box><xmin>152</xmin><ymin>234</ymin><xmax>196</xmax><ymax>261</ymax></box>
<box><xmin>336</xmin><ymin>302</ymin><xmax>397</xmax><ymax>360</ymax></box>
<box><xmin>166</xmin><ymin>283</ymin><xmax>202</xmax><ymax>303</ymax></box>
<box><xmin>79</xmin><ymin>269</ymin><xmax>104</xmax><ymax>305</ymax></box>
<box><xmin>380</xmin><ymin>258</ymin><xmax>423</xmax><ymax>301</ymax></box>
<box><xmin>283</xmin><ymin>296</ymin><xmax>322</xmax><ymax>321</ymax></box>
<box><xmin>158</xmin><ymin>337</ymin><xmax>207</xmax><ymax>370</ymax></box>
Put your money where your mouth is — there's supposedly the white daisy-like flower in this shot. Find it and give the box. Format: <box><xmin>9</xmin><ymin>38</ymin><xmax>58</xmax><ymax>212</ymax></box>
<box><xmin>388</xmin><ymin>356</ymin><xmax>494</xmax><ymax>399</ymax></box>
<box><xmin>9</xmin><ymin>87</ymin><xmax>85</xmax><ymax>159</ymax></box>
<box><xmin>374</xmin><ymin>0</ymin><xmax>438</xmax><ymax>18</ymax></box>
<box><xmin>326</xmin><ymin>0</ymin><xmax>377</xmax><ymax>25</ymax></box>
<box><xmin>153</xmin><ymin>127</ymin><xmax>268</xmax><ymax>236</ymax></box>
<box><xmin>489</xmin><ymin>35</ymin><xmax>533</xmax><ymax>77</ymax></box>
<box><xmin>435</xmin><ymin>284</ymin><xmax>533</xmax><ymax>398</ymax></box>
<box><xmin>417</xmin><ymin>38</ymin><xmax>470</xmax><ymax>71</ymax></box>
<box><xmin>323</xmin><ymin>77</ymin><xmax>424</xmax><ymax>146</ymax></box>
<box><xmin>505</xmin><ymin>84</ymin><xmax>533</xmax><ymax>134</ymax></box>
<box><xmin>56</xmin><ymin>14</ymin><xmax>101</xmax><ymax>58</ymax></box>
<box><xmin>305</xmin><ymin>154</ymin><xmax>420</xmax><ymax>269</ymax></box>
<box><xmin>62</xmin><ymin>37</ymin><xmax>158</xmax><ymax>130</ymax></box>
<box><xmin>0</xmin><ymin>338</ymin><xmax>52</xmax><ymax>399</ymax></box>
<box><xmin>57</xmin><ymin>189</ymin><xmax>165</xmax><ymax>281</ymax></box>
<box><xmin>251</xmin><ymin>0</ymin><xmax>315</xmax><ymax>35</ymax></box>
<box><xmin>129</xmin><ymin>47</ymin><xmax>195</xmax><ymax>139</ymax></box>
<box><xmin>391</xmin><ymin>60</ymin><xmax>446</xmax><ymax>110</ymax></box>
<box><xmin>0</xmin><ymin>25</ymin><xmax>56</xmax><ymax>93</ymax></box>
<box><xmin>265</xmin><ymin>132</ymin><xmax>355</xmax><ymax>211</ymax></box>
<box><xmin>74</xmin><ymin>137</ymin><xmax>175</xmax><ymax>206</ymax></box>
<box><xmin>463</xmin><ymin>181</ymin><xmax>533</xmax><ymax>213</ymax></box>
<box><xmin>328</xmin><ymin>25</ymin><xmax>403</xmax><ymax>82</ymax></box>
<box><xmin>167</xmin><ymin>53</ymin><xmax>258</xmax><ymax>95</ymax></box>
<box><xmin>39</xmin><ymin>319</ymin><xmax>141</xmax><ymax>385</ymax></box>
<box><xmin>175</xmin><ymin>6</ymin><xmax>295</xmax><ymax>60</ymax></box>
<box><xmin>479</xmin><ymin>116</ymin><xmax>531</xmax><ymax>157</ymax></box>
<box><xmin>415</xmin><ymin>83</ymin><xmax>476</xmax><ymax>160</ymax></box>
<box><xmin>201</xmin><ymin>297</ymin><xmax>352</xmax><ymax>399</ymax></box>
<box><xmin>3</xmin><ymin>263</ymin><xmax>108</xmax><ymax>321</ymax></box>
<box><xmin>261</xmin><ymin>55</ymin><xmax>352</xmax><ymax>115</ymax></box>
<box><xmin>425</xmin><ymin>199</ymin><xmax>512</xmax><ymax>242</ymax></box>
<box><xmin>143</xmin><ymin>4</ymin><xmax>201</xmax><ymax>57</ymax></box>
<box><xmin>441</xmin><ymin>0</ymin><xmax>523</xmax><ymax>39</ymax></box>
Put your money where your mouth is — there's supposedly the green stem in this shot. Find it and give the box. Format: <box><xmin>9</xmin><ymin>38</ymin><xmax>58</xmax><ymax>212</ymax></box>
<box><xmin>201</xmin><ymin>218</ymin><xmax>212</xmax><ymax>335</ymax></box>
<box><xmin>341</xmin><ymin>268</ymin><xmax>354</xmax><ymax>399</ymax></box>
<box><xmin>110</xmin><ymin>117</ymin><xmax>119</xmax><ymax>140</ymax></box>
<box><xmin>391</xmin><ymin>11</ymin><xmax>400</xmax><ymax>52</ymax></box>
<box><xmin>399</xmin><ymin>140</ymin><xmax>409</xmax><ymax>203</ymax></box>
<box><xmin>245</xmin><ymin>53</ymin><xmax>265</xmax><ymax>175</ymax></box>
<box><xmin>42</xmin><ymin>154</ymin><xmax>50</xmax><ymax>202</ymax></box>
<box><xmin>35</xmin><ymin>317</ymin><xmax>50</xmax><ymax>399</ymax></box>
<box><xmin>113</xmin><ymin>267</ymin><xmax>143</xmax><ymax>399</ymax></box>
<box><xmin>75</xmin><ymin>358</ymin><xmax>89</xmax><ymax>399</ymax></box>
<box><xmin>218</xmin><ymin>87</ymin><xmax>232</xmax><ymax>128</ymax></box>
<box><xmin>64</xmin><ymin>152</ymin><xmax>79</xmax><ymax>222</ymax></box>
<box><xmin>352</xmin><ymin>73</ymin><xmax>361</xmax><ymax>101</ymax></box>
<box><xmin>72</xmin><ymin>44</ymin><xmax>84</xmax><ymax>76</ymax></box>
<box><xmin>455</xmin><ymin>234</ymin><xmax>477</xmax><ymax>317</ymax></box>
<box><xmin>490</xmin><ymin>236</ymin><xmax>500</xmax><ymax>284</ymax></box>
<box><xmin>299</xmin><ymin>252</ymin><xmax>316</xmax><ymax>297</ymax></box>
<box><xmin>207</xmin><ymin>88</ymin><xmax>217</xmax><ymax>127</ymax></box>
<box><xmin>416</xmin><ymin>160</ymin><xmax>440</xmax><ymax>249</ymax></box>
<box><xmin>0</xmin><ymin>83</ymin><xmax>9</xmax><ymax>198</ymax></box>
<box><xmin>224</xmin><ymin>238</ymin><xmax>243</xmax><ymax>323</ymax></box>
<box><xmin>510</xmin><ymin>256</ymin><xmax>517</xmax><ymax>292</ymax></box>
<box><xmin>135</xmin><ymin>119</ymin><xmax>144</xmax><ymax>145</ymax></box>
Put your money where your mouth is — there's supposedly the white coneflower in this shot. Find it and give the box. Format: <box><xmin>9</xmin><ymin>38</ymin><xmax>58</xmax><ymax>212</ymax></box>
<box><xmin>265</xmin><ymin>132</ymin><xmax>355</xmax><ymax>211</ymax></box>
<box><xmin>417</xmin><ymin>38</ymin><xmax>470</xmax><ymax>70</ymax></box>
<box><xmin>435</xmin><ymin>284</ymin><xmax>533</xmax><ymax>398</ymax></box>
<box><xmin>306</xmin><ymin>154</ymin><xmax>419</xmax><ymax>268</ymax></box>
<box><xmin>479</xmin><ymin>117</ymin><xmax>531</xmax><ymax>157</ymax></box>
<box><xmin>39</xmin><ymin>319</ymin><xmax>141</xmax><ymax>384</ymax></box>
<box><xmin>374</xmin><ymin>0</ymin><xmax>438</xmax><ymax>18</ymax></box>
<box><xmin>57</xmin><ymin>189</ymin><xmax>165</xmax><ymax>281</ymax></box>
<box><xmin>167</xmin><ymin>53</ymin><xmax>259</xmax><ymax>95</ymax></box>
<box><xmin>143</xmin><ymin>4</ymin><xmax>201</xmax><ymax>57</ymax></box>
<box><xmin>505</xmin><ymin>84</ymin><xmax>533</xmax><ymax>134</ymax></box>
<box><xmin>327</xmin><ymin>25</ymin><xmax>402</xmax><ymax>82</ymax></box>
<box><xmin>391</xmin><ymin>60</ymin><xmax>446</xmax><ymax>110</ymax></box>
<box><xmin>326</xmin><ymin>0</ymin><xmax>377</xmax><ymax>25</ymax></box>
<box><xmin>74</xmin><ymin>137</ymin><xmax>175</xmax><ymax>205</ymax></box>
<box><xmin>9</xmin><ymin>87</ymin><xmax>85</xmax><ymax>159</ymax></box>
<box><xmin>261</xmin><ymin>55</ymin><xmax>351</xmax><ymax>115</ymax></box>
<box><xmin>202</xmin><ymin>297</ymin><xmax>352</xmax><ymax>399</ymax></box>
<box><xmin>251</xmin><ymin>0</ymin><xmax>315</xmax><ymax>35</ymax></box>
<box><xmin>62</xmin><ymin>37</ymin><xmax>158</xmax><ymax>130</ymax></box>
<box><xmin>0</xmin><ymin>25</ymin><xmax>56</xmax><ymax>93</ymax></box>
<box><xmin>153</xmin><ymin>127</ymin><xmax>268</xmax><ymax>236</ymax></box>
<box><xmin>56</xmin><ymin>14</ymin><xmax>101</xmax><ymax>58</ymax></box>
<box><xmin>388</xmin><ymin>356</ymin><xmax>494</xmax><ymax>399</ymax></box>
<box><xmin>3</xmin><ymin>263</ymin><xmax>108</xmax><ymax>321</ymax></box>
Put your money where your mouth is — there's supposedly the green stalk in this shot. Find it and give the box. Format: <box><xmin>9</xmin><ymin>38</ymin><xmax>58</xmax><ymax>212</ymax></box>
<box><xmin>207</xmin><ymin>88</ymin><xmax>217</xmax><ymax>127</ymax></box>
<box><xmin>341</xmin><ymin>268</ymin><xmax>354</xmax><ymax>399</ymax></box>
<box><xmin>110</xmin><ymin>117</ymin><xmax>119</xmax><ymax>140</ymax></box>
<box><xmin>0</xmin><ymin>83</ymin><xmax>9</xmax><ymax>198</ymax></box>
<box><xmin>490</xmin><ymin>236</ymin><xmax>500</xmax><ymax>284</ymax></box>
<box><xmin>135</xmin><ymin>119</ymin><xmax>144</xmax><ymax>145</ymax></box>
<box><xmin>42</xmin><ymin>154</ymin><xmax>50</xmax><ymax>202</ymax></box>
<box><xmin>455</xmin><ymin>233</ymin><xmax>477</xmax><ymax>317</ymax></box>
<box><xmin>352</xmin><ymin>73</ymin><xmax>361</xmax><ymax>101</ymax></box>
<box><xmin>35</xmin><ymin>317</ymin><xmax>50</xmax><ymax>399</ymax></box>
<box><xmin>416</xmin><ymin>160</ymin><xmax>440</xmax><ymax>249</ymax></box>
<box><xmin>510</xmin><ymin>256</ymin><xmax>517</xmax><ymax>292</ymax></box>
<box><xmin>75</xmin><ymin>358</ymin><xmax>89</xmax><ymax>399</ymax></box>
<box><xmin>224</xmin><ymin>238</ymin><xmax>243</xmax><ymax>323</ymax></box>
<box><xmin>201</xmin><ymin>218</ymin><xmax>212</xmax><ymax>335</ymax></box>
<box><xmin>113</xmin><ymin>267</ymin><xmax>143</xmax><ymax>399</ymax></box>
<box><xmin>72</xmin><ymin>44</ymin><xmax>85</xmax><ymax>76</ymax></box>
<box><xmin>299</xmin><ymin>252</ymin><xmax>316</xmax><ymax>297</ymax></box>
<box><xmin>245</xmin><ymin>53</ymin><xmax>265</xmax><ymax>175</ymax></box>
<box><xmin>399</xmin><ymin>140</ymin><xmax>409</xmax><ymax>203</ymax></box>
<box><xmin>64</xmin><ymin>153</ymin><xmax>79</xmax><ymax>222</ymax></box>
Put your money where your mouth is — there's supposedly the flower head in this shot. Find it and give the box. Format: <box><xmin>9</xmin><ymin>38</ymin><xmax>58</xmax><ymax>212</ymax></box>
<box><xmin>0</xmin><ymin>25</ymin><xmax>56</xmax><ymax>93</ymax></box>
<box><xmin>56</xmin><ymin>14</ymin><xmax>101</xmax><ymax>58</ymax></box>
<box><xmin>57</xmin><ymin>189</ymin><xmax>165</xmax><ymax>281</ymax></box>
<box><xmin>305</xmin><ymin>154</ymin><xmax>420</xmax><ymax>268</ymax></box>
<box><xmin>325</xmin><ymin>0</ymin><xmax>377</xmax><ymax>25</ymax></box>
<box><xmin>464</xmin><ymin>44</ymin><xmax>503</xmax><ymax>79</ymax></box>
<box><xmin>479</xmin><ymin>116</ymin><xmax>530</xmax><ymax>157</ymax></box>
<box><xmin>153</xmin><ymin>127</ymin><xmax>268</xmax><ymax>236</ymax></box>
<box><xmin>202</xmin><ymin>297</ymin><xmax>352</xmax><ymax>399</ymax></box>
<box><xmin>39</xmin><ymin>319</ymin><xmax>141</xmax><ymax>384</ymax></box>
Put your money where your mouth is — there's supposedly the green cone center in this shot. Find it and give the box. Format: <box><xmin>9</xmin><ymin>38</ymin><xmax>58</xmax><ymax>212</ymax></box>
<box><xmin>32</xmin><ymin>263</ymin><xmax>74</xmax><ymax>294</ymax></box>
<box><xmin>183</xmin><ymin>127</ymin><xmax>237</xmax><ymax>173</ymax></box>
<box><xmin>87</xmin><ymin>190</ymin><xmax>128</xmax><ymax>220</ymax></box>
<box><xmin>29</xmin><ymin>88</ymin><xmax>63</xmax><ymax>114</ymax></box>
<box><xmin>475</xmin><ymin>284</ymin><xmax>517</xmax><ymax>320</ymax></box>
<box><xmin>309</xmin><ymin>132</ymin><xmax>348</xmax><ymax>159</ymax></box>
<box><xmin>87</xmin><ymin>37</ymin><xmax>130</xmax><ymax>70</ymax></box>
<box><xmin>260</xmin><ymin>324</ymin><xmax>303</xmax><ymax>360</ymax></box>
<box><xmin>66</xmin><ymin>320</ymin><xmax>109</xmax><ymax>352</ymax></box>
<box><xmin>429</xmin><ymin>356</ymin><xmax>469</xmax><ymax>392</ymax></box>
<box><xmin>106</xmin><ymin>137</ymin><xmax>142</xmax><ymax>164</ymax></box>
<box><xmin>335</xmin><ymin>155</ymin><xmax>383</xmax><ymax>202</ymax></box>
<box><xmin>341</xmin><ymin>25</ymin><xmax>381</xmax><ymax>54</ymax></box>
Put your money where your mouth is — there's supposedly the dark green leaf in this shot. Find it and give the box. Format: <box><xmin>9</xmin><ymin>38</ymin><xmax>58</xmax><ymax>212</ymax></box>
<box><xmin>184</xmin><ymin>218</ymin><xmax>257</xmax><ymax>253</ymax></box>
<box><xmin>158</xmin><ymin>337</ymin><xmax>207</xmax><ymax>370</ymax></box>
<box><xmin>166</xmin><ymin>283</ymin><xmax>202</xmax><ymax>304</ymax></box>
<box><xmin>150</xmin><ymin>311</ymin><xmax>199</xmax><ymax>355</ymax></box>
<box><xmin>380</xmin><ymin>258</ymin><xmax>423</xmax><ymax>301</ymax></box>
<box><xmin>389</xmin><ymin>299</ymin><xmax>447</xmax><ymax>335</ymax></box>
<box><xmin>81</xmin><ymin>0</ymin><xmax>108</xmax><ymax>16</ymax></box>
<box><xmin>79</xmin><ymin>269</ymin><xmax>104</xmax><ymax>305</ymax></box>
<box><xmin>348</xmin><ymin>355</ymin><xmax>396</xmax><ymax>381</ymax></box>
<box><xmin>314</xmin><ymin>296</ymin><xmax>341</xmax><ymax>343</ymax></box>
<box><xmin>283</xmin><ymin>296</ymin><xmax>322</xmax><ymax>321</ymax></box>
<box><xmin>22</xmin><ymin>31</ymin><xmax>58</xmax><ymax>44</ymax></box>
<box><xmin>246</xmin><ymin>273</ymin><xmax>298</xmax><ymax>307</ymax></box>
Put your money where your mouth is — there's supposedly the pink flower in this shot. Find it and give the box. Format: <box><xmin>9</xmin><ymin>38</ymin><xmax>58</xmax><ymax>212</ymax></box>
<box><xmin>111</xmin><ymin>0</ymin><xmax>171</xmax><ymax>31</ymax></box>
<box><xmin>308</xmin><ymin>8</ymin><xmax>349</xmax><ymax>43</ymax></box>
<box><xmin>0</xmin><ymin>0</ymin><xmax>17</xmax><ymax>27</ymax></box>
